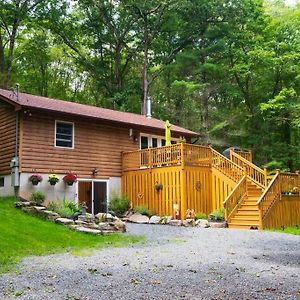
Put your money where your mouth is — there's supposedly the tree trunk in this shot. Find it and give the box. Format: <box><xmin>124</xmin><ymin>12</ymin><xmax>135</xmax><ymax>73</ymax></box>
<box><xmin>141</xmin><ymin>17</ymin><xmax>149</xmax><ymax>115</ymax></box>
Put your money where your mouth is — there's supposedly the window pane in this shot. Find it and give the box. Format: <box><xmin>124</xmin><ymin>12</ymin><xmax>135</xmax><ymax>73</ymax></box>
<box><xmin>0</xmin><ymin>177</ymin><xmax>4</xmax><ymax>187</ymax></box>
<box><xmin>141</xmin><ymin>136</ymin><xmax>148</xmax><ymax>149</ymax></box>
<box><xmin>152</xmin><ymin>138</ymin><xmax>157</xmax><ymax>148</ymax></box>
<box><xmin>161</xmin><ymin>139</ymin><xmax>166</xmax><ymax>146</ymax></box>
<box><xmin>56</xmin><ymin>122</ymin><xmax>73</xmax><ymax>148</ymax></box>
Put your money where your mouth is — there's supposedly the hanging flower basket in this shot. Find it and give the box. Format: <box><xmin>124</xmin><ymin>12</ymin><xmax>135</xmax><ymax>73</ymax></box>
<box><xmin>48</xmin><ymin>174</ymin><xmax>59</xmax><ymax>186</ymax></box>
<box><xmin>63</xmin><ymin>173</ymin><xmax>77</xmax><ymax>186</ymax></box>
<box><xmin>29</xmin><ymin>174</ymin><xmax>43</xmax><ymax>185</ymax></box>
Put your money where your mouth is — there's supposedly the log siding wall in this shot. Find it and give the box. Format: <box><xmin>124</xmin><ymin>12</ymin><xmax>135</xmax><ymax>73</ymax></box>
<box><xmin>20</xmin><ymin>110</ymin><xmax>139</xmax><ymax>178</ymax></box>
<box><xmin>0</xmin><ymin>102</ymin><xmax>16</xmax><ymax>175</ymax></box>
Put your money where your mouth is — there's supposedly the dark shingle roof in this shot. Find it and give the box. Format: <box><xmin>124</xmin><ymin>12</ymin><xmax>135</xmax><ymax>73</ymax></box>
<box><xmin>0</xmin><ymin>89</ymin><xmax>199</xmax><ymax>137</ymax></box>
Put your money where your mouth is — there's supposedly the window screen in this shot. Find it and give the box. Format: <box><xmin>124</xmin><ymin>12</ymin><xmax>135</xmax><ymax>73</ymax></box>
<box><xmin>55</xmin><ymin>121</ymin><xmax>73</xmax><ymax>148</ymax></box>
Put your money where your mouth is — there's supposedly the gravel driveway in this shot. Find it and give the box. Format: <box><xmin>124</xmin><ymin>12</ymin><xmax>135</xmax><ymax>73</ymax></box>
<box><xmin>0</xmin><ymin>224</ymin><xmax>299</xmax><ymax>300</ymax></box>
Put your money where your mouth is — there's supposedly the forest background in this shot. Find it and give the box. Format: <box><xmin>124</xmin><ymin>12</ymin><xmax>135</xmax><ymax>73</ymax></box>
<box><xmin>0</xmin><ymin>0</ymin><xmax>299</xmax><ymax>171</ymax></box>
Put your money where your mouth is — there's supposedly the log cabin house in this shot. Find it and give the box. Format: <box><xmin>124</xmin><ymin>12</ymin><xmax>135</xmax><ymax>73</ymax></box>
<box><xmin>0</xmin><ymin>88</ymin><xmax>198</xmax><ymax>214</ymax></box>
<box><xmin>0</xmin><ymin>88</ymin><xmax>299</xmax><ymax>229</ymax></box>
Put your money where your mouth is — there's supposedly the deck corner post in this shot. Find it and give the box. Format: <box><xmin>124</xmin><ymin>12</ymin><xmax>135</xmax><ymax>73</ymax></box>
<box><xmin>180</xmin><ymin>142</ymin><xmax>185</xmax><ymax>169</ymax></box>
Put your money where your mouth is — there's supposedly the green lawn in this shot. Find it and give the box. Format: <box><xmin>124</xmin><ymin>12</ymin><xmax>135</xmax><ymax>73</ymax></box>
<box><xmin>269</xmin><ymin>226</ymin><xmax>300</xmax><ymax>236</ymax></box>
<box><xmin>0</xmin><ymin>197</ymin><xmax>142</xmax><ymax>273</ymax></box>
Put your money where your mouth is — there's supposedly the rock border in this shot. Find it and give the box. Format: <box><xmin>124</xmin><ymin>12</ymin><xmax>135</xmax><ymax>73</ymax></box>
<box><xmin>124</xmin><ymin>213</ymin><xmax>226</xmax><ymax>228</ymax></box>
<box><xmin>15</xmin><ymin>201</ymin><xmax>126</xmax><ymax>235</ymax></box>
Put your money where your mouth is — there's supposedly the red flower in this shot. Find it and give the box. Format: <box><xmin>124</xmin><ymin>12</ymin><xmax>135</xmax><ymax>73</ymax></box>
<box><xmin>63</xmin><ymin>173</ymin><xmax>77</xmax><ymax>184</ymax></box>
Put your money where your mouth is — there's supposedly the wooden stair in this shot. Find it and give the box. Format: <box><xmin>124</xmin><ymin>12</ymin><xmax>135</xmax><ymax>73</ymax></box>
<box><xmin>228</xmin><ymin>180</ymin><xmax>263</xmax><ymax>229</ymax></box>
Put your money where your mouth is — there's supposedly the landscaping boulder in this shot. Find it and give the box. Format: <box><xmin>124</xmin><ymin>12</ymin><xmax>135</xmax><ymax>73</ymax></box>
<box><xmin>209</xmin><ymin>221</ymin><xmax>226</xmax><ymax>228</ymax></box>
<box><xmin>149</xmin><ymin>215</ymin><xmax>161</xmax><ymax>224</ymax></box>
<box><xmin>42</xmin><ymin>210</ymin><xmax>60</xmax><ymax>221</ymax></box>
<box><xmin>113</xmin><ymin>219</ymin><xmax>126</xmax><ymax>232</ymax></box>
<box><xmin>195</xmin><ymin>219</ymin><xmax>210</xmax><ymax>228</ymax></box>
<box><xmin>73</xmin><ymin>226</ymin><xmax>102</xmax><ymax>235</ymax></box>
<box><xmin>182</xmin><ymin>218</ymin><xmax>195</xmax><ymax>227</ymax></box>
<box><xmin>128</xmin><ymin>213</ymin><xmax>149</xmax><ymax>224</ymax></box>
<box><xmin>15</xmin><ymin>201</ymin><xmax>31</xmax><ymax>208</ymax></box>
<box><xmin>33</xmin><ymin>206</ymin><xmax>46</xmax><ymax>211</ymax></box>
<box><xmin>169</xmin><ymin>220</ymin><xmax>182</xmax><ymax>226</ymax></box>
<box><xmin>55</xmin><ymin>218</ymin><xmax>74</xmax><ymax>225</ymax></box>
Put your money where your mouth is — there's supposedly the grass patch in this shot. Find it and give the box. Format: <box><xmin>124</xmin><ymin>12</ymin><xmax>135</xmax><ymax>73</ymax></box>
<box><xmin>269</xmin><ymin>226</ymin><xmax>300</xmax><ymax>236</ymax></box>
<box><xmin>0</xmin><ymin>197</ymin><xmax>143</xmax><ymax>273</ymax></box>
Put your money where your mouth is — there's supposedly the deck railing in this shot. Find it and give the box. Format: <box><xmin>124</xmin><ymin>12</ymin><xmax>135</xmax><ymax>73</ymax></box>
<box><xmin>234</xmin><ymin>149</ymin><xmax>252</xmax><ymax>163</ymax></box>
<box><xmin>256</xmin><ymin>172</ymin><xmax>281</xmax><ymax>223</ymax></box>
<box><xmin>211</xmin><ymin>149</ymin><xmax>244</xmax><ymax>182</ymax></box>
<box><xmin>122</xmin><ymin>144</ymin><xmax>212</xmax><ymax>171</ymax></box>
<box><xmin>230</xmin><ymin>150</ymin><xmax>267</xmax><ymax>188</ymax></box>
<box><xmin>257</xmin><ymin>171</ymin><xmax>300</xmax><ymax>227</ymax></box>
<box><xmin>223</xmin><ymin>176</ymin><xmax>247</xmax><ymax>221</ymax></box>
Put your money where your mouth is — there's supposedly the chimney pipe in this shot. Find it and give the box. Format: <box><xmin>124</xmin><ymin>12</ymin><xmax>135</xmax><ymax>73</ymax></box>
<box><xmin>146</xmin><ymin>96</ymin><xmax>151</xmax><ymax>118</ymax></box>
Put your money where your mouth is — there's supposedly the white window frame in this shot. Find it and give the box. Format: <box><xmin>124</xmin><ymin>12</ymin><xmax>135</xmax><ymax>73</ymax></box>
<box><xmin>140</xmin><ymin>133</ymin><xmax>178</xmax><ymax>149</ymax></box>
<box><xmin>54</xmin><ymin>120</ymin><xmax>75</xmax><ymax>149</ymax></box>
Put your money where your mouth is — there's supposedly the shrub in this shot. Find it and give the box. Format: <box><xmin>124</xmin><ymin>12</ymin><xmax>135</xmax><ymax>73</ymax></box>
<box><xmin>209</xmin><ymin>208</ymin><xmax>224</xmax><ymax>221</ymax></box>
<box><xmin>30</xmin><ymin>191</ymin><xmax>45</xmax><ymax>205</ymax></box>
<box><xmin>195</xmin><ymin>212</ymin><xmax>207</xmax><ymax>220</ymax></box>
<box><xmin>108</xmin><ymin>193</ymin><xmax>130</xmax><ymax>216</ymax></box>
<box><xmin>47</xmin><ymin>200</ymin><xmax>80</xmax><ymax>218</ymax></box>
<box><xmin>133</xmin><ymin>205</ymin><xmax>153</xmax><ymax>217</ymax></box>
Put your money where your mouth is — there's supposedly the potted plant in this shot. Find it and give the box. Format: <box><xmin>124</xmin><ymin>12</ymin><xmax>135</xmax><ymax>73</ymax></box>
<box><xmin>29</xmin><ymin>174</ymin><xmax>43</xmax><ymax>185</ymax></box>
<box><xmin>48</xmin><ymin>174</ymin><xmax>60</xmax><ymax>186</ymax></box>
<box><xmin>63</xmin><ymin>172</ymin><xmax>77</xmax><ymax>186</ymax></box>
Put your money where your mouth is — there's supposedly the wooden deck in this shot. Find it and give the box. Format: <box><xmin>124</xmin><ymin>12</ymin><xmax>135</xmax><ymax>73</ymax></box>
<box><xmin>122</xmin><ymin>144</ymin><xmax>300</xmax><ymax>228</ymax></box>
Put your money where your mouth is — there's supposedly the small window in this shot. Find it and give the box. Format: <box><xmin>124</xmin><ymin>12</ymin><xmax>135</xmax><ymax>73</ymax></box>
<box><xmin>55</xmin><ymin>121</ymin><xmax>74</xmax><ymax>148</ymax></box>
<box><xmin>0</xmin><ymin>177</ymin><xmax>4</xmax><ymax>187</ymax></box>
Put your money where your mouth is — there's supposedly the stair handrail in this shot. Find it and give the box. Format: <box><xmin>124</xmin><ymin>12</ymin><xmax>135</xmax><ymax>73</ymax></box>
<box><xmin>223</xmin><ymin>175</ymin><xmax>247</xmax><ymax>221</ymax></box>
<box><xmin>211</xmin><ymin>148</ymin><xmax>244</xmax><ymax>182</ymax></box>
<box><xmin>234</xmin><ymin>149</ymin><xmax>252</xmax><ymax>163</ymax></box>
<box><xmin>230</xmin><ymin>150</ymin><xmax>267</xmax><ymax>188</ymax></box>
<box><xmin>256</xmin><ymin>172</ymin><xmax>281</xmax><ymax>227</ymax></box>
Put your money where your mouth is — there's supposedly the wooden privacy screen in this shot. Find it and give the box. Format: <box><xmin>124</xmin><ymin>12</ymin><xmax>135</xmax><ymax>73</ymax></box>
<box><xmin>122</xmin><ymin>165</ymin><xmax>236</xmax><ymax>218</ymax></box>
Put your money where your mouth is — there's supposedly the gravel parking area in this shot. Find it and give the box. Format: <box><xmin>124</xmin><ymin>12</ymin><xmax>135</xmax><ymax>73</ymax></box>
<box><xmin>0</xmin><ymin>224</ymin><xmax>299</xmax><ymax>300</ymax></box>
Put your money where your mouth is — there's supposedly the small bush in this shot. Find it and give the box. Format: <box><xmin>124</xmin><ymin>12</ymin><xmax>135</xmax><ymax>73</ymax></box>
<box><xmin>209</xmin><ymin>208</ymin><xmax>224</xmax><ymax>221</ymax></box>
<box><xmin>108</xmin><ymin>193</ymin><xmax>130</xmax><ymax>216</ymax></box>
<box><xmin>47</xmin><ymin>200</ymin><xmax>79</xmax><ymax>218</ymax></box>
<box><xmin>195</xmin><ymin>212</ymin><xmax>207</xmax><ymax>220</ymax></box>
<box><xmin>133</xmin><ymin>205</ymin><xmax>153</xmax><ymax>217</ymax></box>
<box><xmin>30</xmin><ymin>191</ymin><xmax>45</xmax><ymax>205</ymax></box>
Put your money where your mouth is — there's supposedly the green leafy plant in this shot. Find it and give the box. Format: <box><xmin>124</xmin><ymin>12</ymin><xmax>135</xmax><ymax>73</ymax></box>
<box><xmin>108</xmin><ymin>193</ymin><xmax>130</xmax><ymax>216</ymax></box>
<box><xmin>195</xmin><ymin>212</ymin><xmax>207</xmax><ymax>220</ymax></box>
<box><xmin>133</xmin><ymin>205</ymin><xmax>153</xmax><ymax>217</ymax></box>
<box><xmin>47</xmin><ymin>200</ymin><xmax>80</xmax><ymax>218</ymax></box>
<box><xmin>30</xmin><ymin>191</ymin><xmax>45</xmax><ymax>205</ymax></box>
<box><xmin>209</xmin><ymin>208</ymin><xmax>224</xmax><ymax>221</ymax></box>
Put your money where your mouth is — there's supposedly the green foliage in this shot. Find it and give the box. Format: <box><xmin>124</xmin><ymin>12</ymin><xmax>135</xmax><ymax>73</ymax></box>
<box><xmin>2</xmin><ymin>0</ymin><xmax>300</xmax><ymax>170</ymax></box>
<box><xmin>268</xmin><ymin>226</ymin><xmax>300</xmax><ymax>236</ymax></box>
<box><xmin>133</xmin><ymin>205</ymin><xmax>153</xmax><ymax>217</ymax></box>
<box><xmin>195</xmin><ymin>212</ymin><xmax>207</xmax><ymax>220</ymax></box>
<box><xmin>30</xmin><ymin>191</ymin><xmax>45</xmax><ymax>205</ymax></box>
<box><xmin>0</xmin><ymin>197</ymin><xmax>142</xmax><ymax>273</ymax></box>
<box><xmin>209</xmin><ymin>208</ymin><xmax>225</xmax><ymax>221</ymax></box>
<box><xmin>108</xmin><ymin>194</ymin><xmax>130</xmax><ymax>216</ymax></box>
<box><xmin>47</xmin><ymin>200</ymin><xmax>80</xmax><ymax>218</ymax></box>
